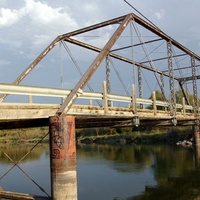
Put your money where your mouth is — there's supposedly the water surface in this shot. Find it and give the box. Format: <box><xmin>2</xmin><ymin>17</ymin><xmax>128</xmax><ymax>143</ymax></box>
<box><xmin>0</xmin><ymin>143</ymin><xmax>199</xmax><ymax>199</ymax></box>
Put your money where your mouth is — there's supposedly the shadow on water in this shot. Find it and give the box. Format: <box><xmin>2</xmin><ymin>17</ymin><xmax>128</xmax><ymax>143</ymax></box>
<box><xmin>77</xmin><ymin>144</ymin><xmax>200</xmax><ymax>200</ymax></box>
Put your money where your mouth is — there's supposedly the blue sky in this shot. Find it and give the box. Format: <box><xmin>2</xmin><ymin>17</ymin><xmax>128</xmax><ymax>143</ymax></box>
<box><xmin>0</xmin><ymin>0</ymin><xmax>200</xmax><ymax>102</ymax></box>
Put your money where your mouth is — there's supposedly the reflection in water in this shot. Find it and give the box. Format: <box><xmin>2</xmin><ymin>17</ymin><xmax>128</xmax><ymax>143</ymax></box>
<box><xmin>77</xmin><ymin>144</ymin><xmax>157</xmax><ymax>200</ymax></box>
<box><xmin>0</xmin><ymin>143</ymin><xmax>49</xmax><ymax>163</ymax></box>
<box><xmin>77</xmin><ymin>144</ymin><xmax>198</xmax><ymax>200</ymax></box>
<box><xmin>0</xmin><ymin>143</ymin><xmax>199</xmax><ymax>199</ymax></box>
<box><xmin>0</xmin><ymin>143</ymin><xmax>51</xmax><ymax>197</ymax></box>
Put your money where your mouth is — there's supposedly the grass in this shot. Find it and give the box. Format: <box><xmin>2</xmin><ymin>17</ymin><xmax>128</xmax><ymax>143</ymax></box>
<box><xmin>0</xmin><ymin>126</ymin><xmax>193</xmax><ymax>145</ymax></box>
<box><xmin>78</xmin><ymin>126</ymin><xmax>193</xmax><ymax>144</ymax></box>
<box><xmin>0</xmin><ymin>127</ymin><xmax>49</xmax><ymax>143</ymax></box>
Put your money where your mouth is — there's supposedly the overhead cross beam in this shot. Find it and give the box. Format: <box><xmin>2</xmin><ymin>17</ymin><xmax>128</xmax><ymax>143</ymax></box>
<box><xmin>63</xmin><ymin>37</ymin><xmax>179</xmax><ymax>80</ymax></box>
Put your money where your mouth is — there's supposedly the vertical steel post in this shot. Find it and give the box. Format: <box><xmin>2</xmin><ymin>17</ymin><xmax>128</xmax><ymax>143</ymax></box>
<box><xmin>191</xmin><ymin>56</ymin><xmax>198</xmax><ymax>117</ymax></box>
<box><xmin>132</xmin><ymin>84</ymin><xmax>137</xmax><ymax>114</ymax></box>
<box><xmin>182</xmin><ymin>97</ymin><xmax>185</xmax><ymax>116</ymax></box>
<box><xmin>138</xmin><ymin>66</ymin><xmax>143</xmax><ymax>109</ymax></box>
<box><xmin>191</xmin><ymin>56</ymin><xmax>200</xmax><ymax>145</ymax></box>
<box><xmin>160</xmin><ymin>73</ymin><xmax>164</xmax><ymax>95</ymax></box>
<box><xmin>49</xmin><ymin>115</ymin><xmax>77</xmax><ymax>200</ymax></box>
<box><xmin>167</xmin><ymin>41</ymin><xmax>176</xmax><ymax>117</ymax></box>
<box><xmin>106</xmin><ymin>55</ymin><xmax>111</xmax><ymax>107</ymax></box>
<box><xmin>103</xmin><ymin>81</ymin><xmax>108</xmax><ymax>114</ymax></box>
<box><xmin>28</xmin><ymin>95</ymin><xmax>32</xmax><ymax>104</ymax></box>
<box><xmin>152</xmin><ymin>91</ymin><xmax>157</xmax><ymax>116</ymax></box>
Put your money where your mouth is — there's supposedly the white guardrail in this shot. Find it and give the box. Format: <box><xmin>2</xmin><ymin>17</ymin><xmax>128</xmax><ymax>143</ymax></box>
<box><xmin>0</xmin><ymin>83</ymin><xmax>194</xmax><ymax>113</ymax></box>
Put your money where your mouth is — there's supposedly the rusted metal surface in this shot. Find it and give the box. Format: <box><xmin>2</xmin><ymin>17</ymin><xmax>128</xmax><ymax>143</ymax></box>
<box><xmin>49</xmin><ymin>115</ymin><xmax>77</xmax><ymax>200</ymax></box>
<box><xmin>130</xmin><ymin>13</ymin><xmax>200</xmax><ymax>61</ymax></box>
<box><xmin>57</xmin><ymin>14</ymin><xmax>134</xmax><ymax>114</ymax></box>
<box><xmin>178</xmin><ymin>81</ymin><xmax>190</xmax><ymax>106</ymax></box>
<box><xmin>63</xmin><ymin>37</ymin><xmax>179</xmax><ymax>80</ymax></box>
<box><xmin>191</xmin><ymin>56</ymin><xmax>198</xmax><ymax>117</ymax></box>
<box><xmin>0</xmin><ymin>13</ymin><xmax>199</xmax><ymax>108</ymax></box>
<box><xmin>141</xmin><ymin>53</ymin><xmax>187</xmax><ymax>64</ymax></box>
<box><xmin>0</xmin><ymin>12</ymin><xmax>199</xmax><ymax>123</ymax></box>
<box><xmin>60</xmin><ymin>13</ymin><xmax>200</xmax><ymax>61</ymax></box>
<box><xmin>60</xmin><ymin>14</ymin><xmax>127</xmax><ymax>38</ymax></box>
<box><xmin>111</xmin><ymin>38</ymin><xmax>163</xmax><ymax>52</ymax></box>
<box><xmin>167</xmin><ymin>41</ymin><xmax>176</xmax><ymax>117</ymax></box>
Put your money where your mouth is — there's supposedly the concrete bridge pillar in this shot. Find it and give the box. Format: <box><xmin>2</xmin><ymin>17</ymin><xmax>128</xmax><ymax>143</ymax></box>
<box><xmin>193</xmin><ymin>124</ymin><xmax>200</xmax><ymax>146</ymax></box>
<box><xmin>49</xmin><ymin>115</ymin><xmax>77</xmax><ymax>200</ymax></box>
<box><xmin>193</xmin><ymin>124</ymin><xmax>200</xmax><ymax>167</ymax></box>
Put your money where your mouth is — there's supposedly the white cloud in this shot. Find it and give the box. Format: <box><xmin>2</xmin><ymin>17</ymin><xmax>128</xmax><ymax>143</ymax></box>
<box><xmin>0</xmin><ymin>7</ymin><xmax>25</xmax><ymax>26</ymax></box>
<box><xmin>24</xmin><ymin>0</ymin><xmax>78</xmax><ymax>32</ymax></box>
<box><xmin>0</xmin><ymin>0</ymin><xmax>200</xmax><ymax>88</ymax></box>
<box><xmin>154</xmin><ymin>9</ymin><xmax>165</xmax><ymax>20</ymax></box>
<box><xmin>0</xmin><ymin>0</ymin><xmax>80</xmax><ymax>59</ymax></box>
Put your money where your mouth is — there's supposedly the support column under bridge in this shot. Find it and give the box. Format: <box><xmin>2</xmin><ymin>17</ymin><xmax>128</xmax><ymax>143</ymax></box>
<box><xmin>49</xmin><ymin>115</ymin><xmax>77</xmax><ymax>200</ymax></box>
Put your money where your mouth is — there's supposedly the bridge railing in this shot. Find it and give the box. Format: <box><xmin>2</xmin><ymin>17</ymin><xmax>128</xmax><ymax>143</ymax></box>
<box><xmin>0</xmin><ymin>83</ymin><xmax>194</xmax><ymax>116</ymax></box>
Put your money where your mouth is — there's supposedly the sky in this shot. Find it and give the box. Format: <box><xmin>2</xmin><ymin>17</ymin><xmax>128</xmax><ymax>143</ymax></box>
<box><xmin>0</xmin><ymin>0</ymin><xmax>200</xmax><ymax>102</ymax></box>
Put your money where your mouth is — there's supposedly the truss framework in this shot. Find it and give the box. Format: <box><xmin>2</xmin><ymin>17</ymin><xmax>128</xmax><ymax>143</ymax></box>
<box><xmin>1</xmin><ymin>13</ymin><xmax>200</xmax><ymax>115</ymax></box>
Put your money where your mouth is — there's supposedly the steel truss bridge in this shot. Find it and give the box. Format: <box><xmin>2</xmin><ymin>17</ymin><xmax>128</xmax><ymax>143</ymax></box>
<box><xmin>1</xmin><ymin>12</ymin><xmax>200</xmax><ymax>200</ymax></box>
<box><xmin>0</xmin><ymin>13</ymin><xmax>200</xmax><ymax>129</ymax></box>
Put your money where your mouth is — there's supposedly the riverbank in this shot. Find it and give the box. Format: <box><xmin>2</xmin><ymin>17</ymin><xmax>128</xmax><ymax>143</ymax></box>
<box><xmin>0</xmin><ymin>126</ymin><xmax>193</xmax><ymax>146</ymax></box>
<box><xmin>0</xmin><ymin>127</ymin><xmax>49</xmax><ymax>144</ymax></box>
<box><xmin>78</xmin><ymin>127</ymin><xmax>193</xmax><ymax>146</ymax></box>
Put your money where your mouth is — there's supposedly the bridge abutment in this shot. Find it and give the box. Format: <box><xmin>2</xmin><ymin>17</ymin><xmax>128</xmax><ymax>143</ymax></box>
<box><xmin>49</xmin><ymin>115</ymin><xmax>77</xmax><ymax>200</ymax></box>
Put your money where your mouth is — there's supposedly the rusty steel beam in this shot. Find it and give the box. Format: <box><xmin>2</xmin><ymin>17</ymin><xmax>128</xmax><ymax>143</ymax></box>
<box><xmin>130</xmin><ymin>13</ymin><xmax>200</xmax><ymax>61</ymax></box>
<box><xmin>178</xmin><ymin>81</ymin><xmax>190</xmax><ymax>106</ymax></box>
<box><xmin>179</xmin><ymin>75</ymin><xmax>200</xmax><ymax>82</ymax></box>
<box><xmin>111</xmin><ymin>38</ymin><xmax>163</xmax><ymax>52</ymax></box>
<box><xmin>162</xmin><ymin>64</ymin><xmax>200</xmax><ymax>73</ymax></box>
<box><xmin>63</xmin><ymin>37</ymin><xmax>179</xmax><ymax>80</ymax></box>
<box><xmin>141</xmin><ymin>53</ymin><xmax>187</xmax><ymax>64</ymax></box>
<box><xmin>60</xmin><ymin>15</ymin><xmax>127</xmax><ymax>38</ymax></box>
<box><xmin>60</xmin><ymin>13</ymin><xmax>200</xmax><ymax>61</ymax></box>
<box><xmin>57</xmin><ymin>14</ymin><xmax>134</xmax><ymax>114</ymax></box>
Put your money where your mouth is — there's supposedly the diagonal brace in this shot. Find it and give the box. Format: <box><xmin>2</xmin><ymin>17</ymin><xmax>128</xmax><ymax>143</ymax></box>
<box><xmin>57</xmin><ymin>14</ymin><xmax>134</xmax><ymax>114</ymax></box>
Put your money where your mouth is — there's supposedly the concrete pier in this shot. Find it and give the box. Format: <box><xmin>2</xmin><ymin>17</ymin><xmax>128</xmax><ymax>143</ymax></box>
<box><xmin>49</xmin><ymin>115</ymin><xmax>77</xmax><ymax>200</ymax></box>
<box><xmin>193</xmin><ymin>124</ymin><xmax>200</xmax><ymax>146</ymax></box>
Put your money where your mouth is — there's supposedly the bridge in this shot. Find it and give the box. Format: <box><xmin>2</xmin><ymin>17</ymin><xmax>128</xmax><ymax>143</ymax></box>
<box><xmin>0</xmin><ymin>13</ymin><xmax>200</xmax><ymax>199</ymax></box>
<box><xmin>0</xmin><ymin>82</ymin><xmax>197</xmax><ymax>129</ymax></box>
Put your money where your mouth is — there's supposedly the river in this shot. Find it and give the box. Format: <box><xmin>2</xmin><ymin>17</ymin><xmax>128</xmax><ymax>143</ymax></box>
<box><xmin>0</xmin><ymin>143</ymin><xmax>199</xmax><ymax>199</ymax></box>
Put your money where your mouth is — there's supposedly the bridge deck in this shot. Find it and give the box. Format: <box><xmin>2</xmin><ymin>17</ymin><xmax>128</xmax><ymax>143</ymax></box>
<box><xmin>0</xmin><ymin>103</ymin><xmax>195</xmax><ymax>129</ymax></box>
